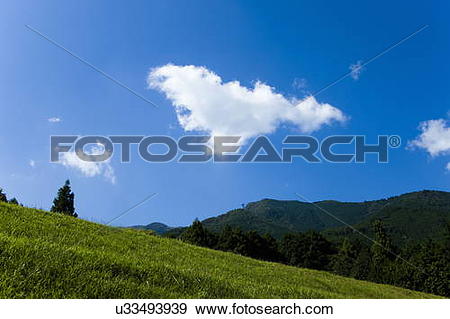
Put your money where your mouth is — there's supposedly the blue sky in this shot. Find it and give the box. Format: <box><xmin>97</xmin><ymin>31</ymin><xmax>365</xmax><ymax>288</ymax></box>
<box><xmin>1</xmin><ymin>0</ymin><xmax>449</xmax><ymax>227</ymax></box>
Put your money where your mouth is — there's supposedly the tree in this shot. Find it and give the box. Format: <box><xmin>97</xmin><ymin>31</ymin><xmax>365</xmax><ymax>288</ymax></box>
<box><xmin>51</xmin><ymin>180</ymin><xmax>77</xmax><ymax>217</ymax></box>
<box><xmin>351</xmin><ymin>243</ymin><xmax>371</xmax><ymax>280</ymax></box>
<box><xmin>8</xmin><ymin>198</ymin><xmax>19</xmax><ymax>205</ymax></box>
<box><xmin>215</xmin><ymin>226</ymin><xmax>281</xmax><ymax>262</ymax></box>
<box><xmin>0</xmin><ymin>188</ymin><xmax>7</xmax><ymax>202</ymax></box>
<box><xmin>281</xmin><ymin>231</ymin><xmax>335</xmax><ymax>270</ymax></box>
<box><xmin>369</xmin><ymin>219</ymin><xmax>395</xmax><ymax>282</ymax></box>
<box><xmin>332</xmin><ymin>239</ymin><xmax>358</xmax><ymax>276</ymax></box>
<box><xmin>409</xmin><ymin>240</ymin><xmax>450</xmax><ymax>297</ymax></box>
<box><xmin>371</xmin><ymin>219</ymin><xmax>394</xmax><ymax>259</ymax></box>
<box><xmin>216</xmin><ymin>225</ymin><xmax>247</xmax><ymax>254</ymax></box>
<box><xmin>261</xmin><ymin>233</ymin><xmax>282</xmax><ymax>262</ymax></box>
<box><xmin>180</xmin><ymin>219</ymin><xmax>216</xmax><ymax>248</ymax></box>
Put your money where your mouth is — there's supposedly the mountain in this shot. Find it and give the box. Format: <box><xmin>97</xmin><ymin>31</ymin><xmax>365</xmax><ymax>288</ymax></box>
<box><xmin>200</xmin><ymin>190</ymin><xmax>450</xmax><ymax>244</ymax></box>
<box><xmin>323</xmin><ymin>190</ymin><xmax>450</xmax><ymax>244</ymax></box>
<box><xmin>0</xmin><ymin>202</ymin><xmax>436</xmax><ymax>298</ymax></box>
<box><xmin>129</xmin><ymin>222</ymin><xmax>173</xmax><ymax>235</ymax></box>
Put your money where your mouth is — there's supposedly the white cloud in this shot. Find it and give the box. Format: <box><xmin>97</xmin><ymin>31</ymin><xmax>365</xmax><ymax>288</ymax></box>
<box><xmin>349</xmin><ymin>61</ymin><xmax>364</xmax><ymax>80</ymax></box>
<box><xmin>446</xmin><ymin>162</ymin><xmax>450</xmax><ymax>171</ymax></box>
<box><xmin>57</xmin><ymin>145</ymin><xmax>116</xmax><ymax>184</ymax></box>
<box><xmin>148</xmin><ymin>64</ymin><xmax>347</xmax><ymax>142</ymax></box>
<box><xmin>409</xmin><ymin>119</ymin><xmax>450</xmax><ymax>156</ymax></box>
<box><xmin>29</xmin><ymin>160</ymin><xmax>35</xmax><ymax>168</ymax></box>
<box><xmin>48</xmin><ymin>117</ymin><xmax>61</xmax><ymax>123</ymax></box>
<box><xmin>292</xmin><ymin>77</ymin><xmax>307</xmax><ymax>90</ymax></box>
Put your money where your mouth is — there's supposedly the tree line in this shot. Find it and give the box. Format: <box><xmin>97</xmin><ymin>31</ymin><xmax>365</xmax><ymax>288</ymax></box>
<box><xmin>176</xmin><ymin>219</ymin><xmax>449</xmax><ymax>297</ymax></box>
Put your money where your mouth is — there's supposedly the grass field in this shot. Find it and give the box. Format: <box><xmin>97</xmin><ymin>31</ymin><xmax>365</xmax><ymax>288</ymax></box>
<box><xmin>0</xmin><ymin>202</ymin><xmax>438</xmax><ymax>298</ymax></box>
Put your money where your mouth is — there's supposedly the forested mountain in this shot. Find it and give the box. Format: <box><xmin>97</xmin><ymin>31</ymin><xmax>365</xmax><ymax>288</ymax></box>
<box><xmin>160</xmin><ymin>190</ymin><xmax>450</xmax><ymax>245</ymax></box>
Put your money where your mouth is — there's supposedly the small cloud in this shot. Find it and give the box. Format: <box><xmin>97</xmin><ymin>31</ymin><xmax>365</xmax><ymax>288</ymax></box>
<box><xmin>409</xmin><ymin>117</ymin><xmax>450</xmax><ymax>172</ymax></box>
<box><xmin>349</xmin><ymin>61</ymin><xmax>364</xmax><ymax>80</ymax></box>
<box><xmin>48</xmin><ymin>117</ymin><xmax>61</xmax><ymax>123</ymax></box>
<box><xmin>29</xmin><ymin>160</ymin><xmax>35</xmax><ymax>168</ymax></box>
<box><xmin>57</xmin><ymin>144</ymin><xmax>116</xmax><ymax>184</ymax></box>
<box><xmin>409</xmin><ymin>118</ymin><xmax>450</xmax><ymax>156</ymax></box>
<box><xmin>292</xmin><ymin>78</ymin><xmax>308</xmax><ymax>90</ymax></box>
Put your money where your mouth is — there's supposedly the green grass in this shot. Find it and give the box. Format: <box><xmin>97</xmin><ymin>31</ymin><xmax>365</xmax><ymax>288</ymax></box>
<box><xmin>0</xmin><ymin>202</ymin><xmax>438</xmax><ymax>298</ymax></box>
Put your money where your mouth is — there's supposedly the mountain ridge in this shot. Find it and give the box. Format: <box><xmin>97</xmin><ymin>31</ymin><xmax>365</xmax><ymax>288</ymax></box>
<box><xmin>135</xmin><ymin>190</ymin><xmax>450</xmax><ymax>244</ymax></box>
<box><xmin>128</xmin><ymin>222</ymin><xmax>173</xmax><ymax>235</ymax></box>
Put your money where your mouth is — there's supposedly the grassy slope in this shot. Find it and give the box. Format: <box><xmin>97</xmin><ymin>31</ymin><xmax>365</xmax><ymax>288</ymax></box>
<box><xmin>0</xmin><ymin>202</ymin><xmax>437</xmax><ymax>298</ymax></box>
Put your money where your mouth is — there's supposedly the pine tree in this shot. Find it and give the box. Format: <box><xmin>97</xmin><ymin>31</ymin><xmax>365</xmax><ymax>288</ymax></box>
<box><xmin>216</xmin><ymin>226</ymin><xmax>242</xmax><ymax>253</ymax></box>
<box><xmin>281</xmin><ymin>231</ymin><xmax>335</xmax><ymax>270</ymax></box>
<box><xmin>180</xmin><ymin>219</ymin><xmax>216</xmax><ymax>248</ymax></box>
<box><xmin>351</xmin><ymin>243</ymin><xmax>371</xmax><ymax>280</ymax></box>
<box><xmin>51</xmin><ymin>180</ymin><xmax>77</xmax><ymax>217</ymax></box>
<box><xmin>332</xmin><ymin>239</ymin><xmax>358</xmax><ymax>276</ymax></box>
<box><xmin>0</xmin><ymin>188</ymin><xmax>7</xmax><ymax>202</ymax></box>
<box><xmin>371</xmin><ymin>219</ymin><xmax>394</xmax><ymax>262</ymax></box>
<box><xmin>8</xmin><ymin>198</ymin><xmax>19</xmax><ymax>205</ymax></box>
<box><xmin>370</xmin><ymin>219</ymin><xmax>394</xmax><ymax>282</ymax></box>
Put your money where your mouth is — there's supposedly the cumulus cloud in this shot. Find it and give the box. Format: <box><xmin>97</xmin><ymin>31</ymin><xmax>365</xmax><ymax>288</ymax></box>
<box><xmin>409</xmin><ymin>119</ymin><xmax>450</xmax><ymax>156</ymax></box>
<box><xmin>48</xmin><ymin>117</ymin><xmax>61</xmax><ymax>123</ymax></box>
<box><xmin>349</xmin><ymin>61</ymin><xmax>364</xmax><ymax>80</ymax></box>
<box><xmin>148</xmin><ymin>64</ymin><xmax>346</xmax><ymax>142</ymax></box>
<box><xmin>58</xmin><ymin>144</ymin><xmax>116</xmax><ymax>184</ymax></box>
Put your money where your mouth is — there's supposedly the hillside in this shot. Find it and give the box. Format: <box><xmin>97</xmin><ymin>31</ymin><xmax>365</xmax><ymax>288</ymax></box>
<box><xmin>200</xmin><ymin>190</ymin><xmax>450</xmax><ymax>243</ymax></box>
<box><xmin>324</xmin><ymin>190</ymin><xmax>450</xmax><ymax>243</ymax></box>
<box><xmin>0</xmin><ymin>202</ymin><xmax>436</xmax><ymax>298</ymax></box>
